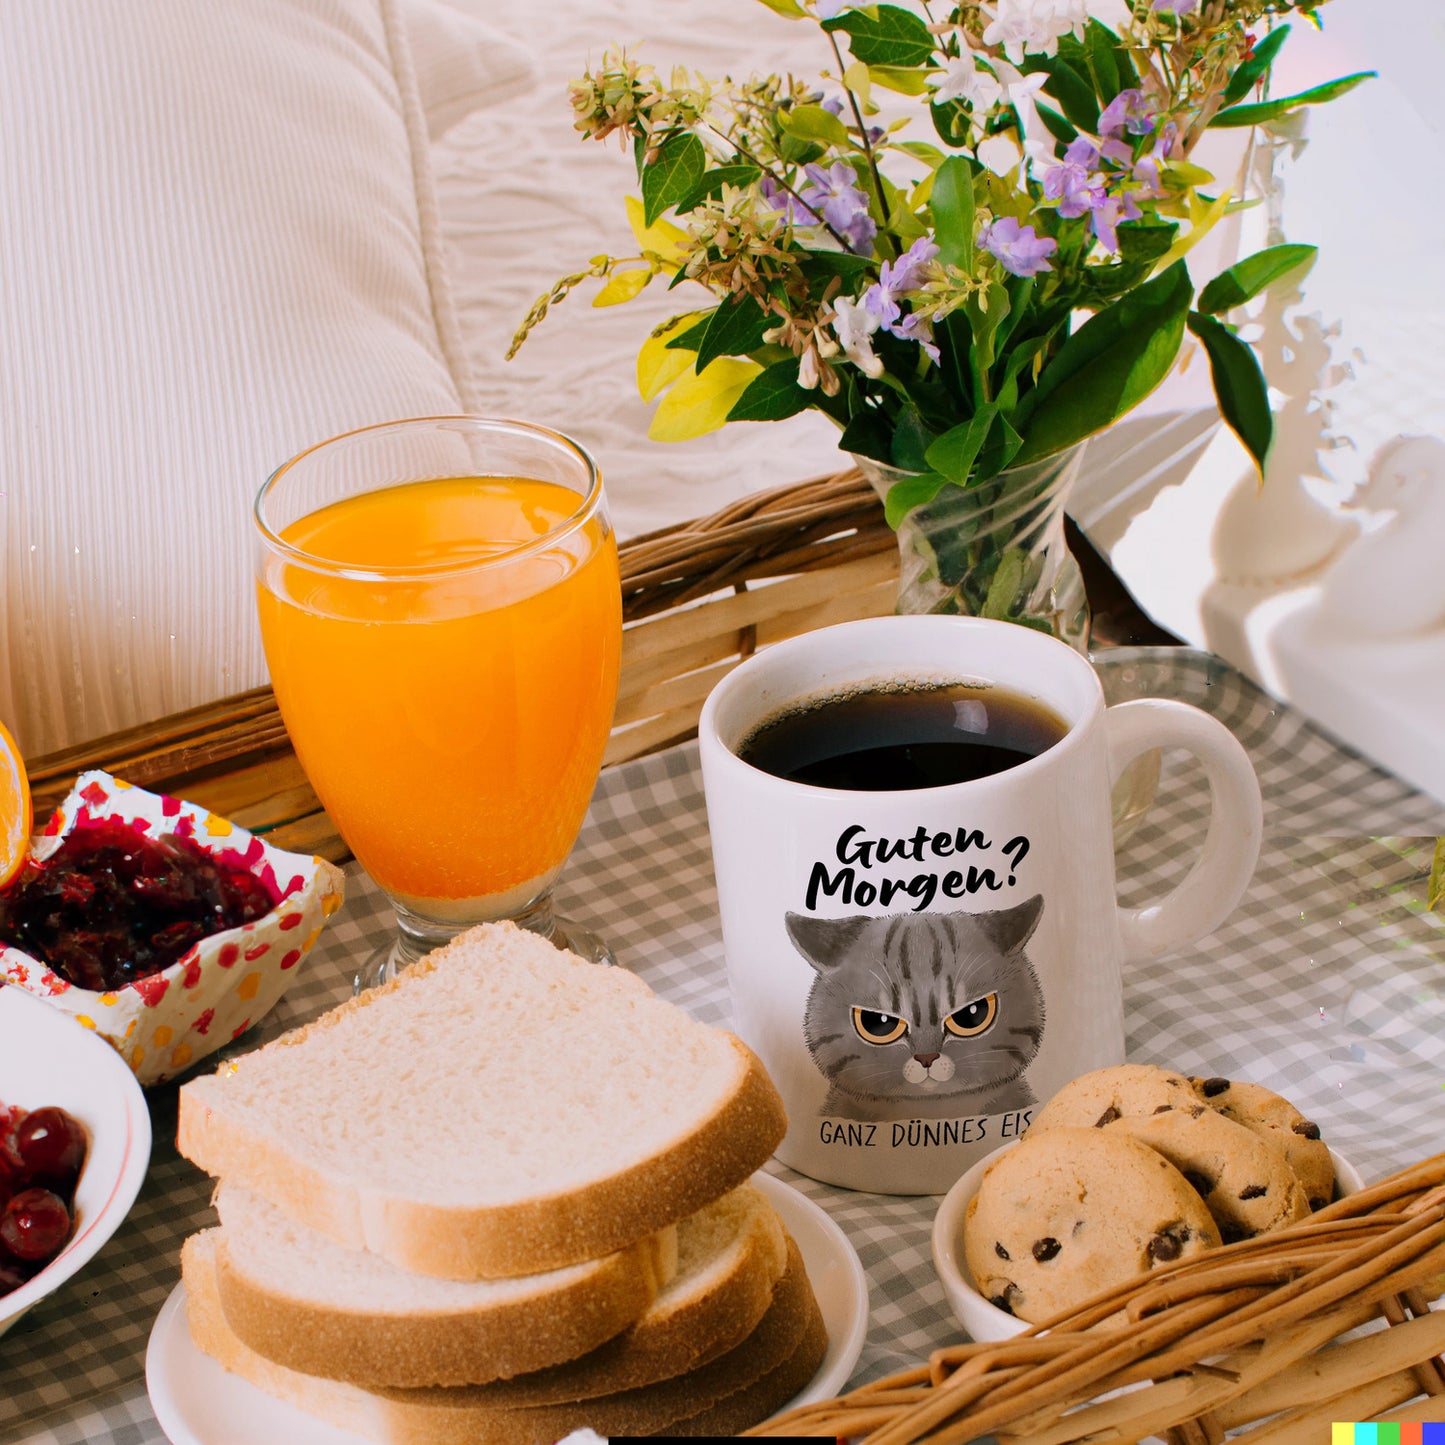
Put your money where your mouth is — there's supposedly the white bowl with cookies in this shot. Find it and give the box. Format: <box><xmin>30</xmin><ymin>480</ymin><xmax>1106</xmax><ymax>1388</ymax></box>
<box><xmin>931</xmin><ymin>1064</ymin><xmax>1364</xmax><ymax>1343</ymax></box>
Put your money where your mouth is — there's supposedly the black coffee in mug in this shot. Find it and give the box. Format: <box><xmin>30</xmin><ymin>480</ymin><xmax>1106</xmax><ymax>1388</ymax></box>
<box><xmin>737</xmin><ymin>680</ymin><xmax>1068</xmax><ymax>791</ymax></box>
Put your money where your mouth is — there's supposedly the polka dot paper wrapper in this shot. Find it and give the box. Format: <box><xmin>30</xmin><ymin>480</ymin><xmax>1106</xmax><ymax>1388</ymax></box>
<box><xmin>0</xmin><ymin>770</ymin><xmax>345</xmax><ymax>1085</ymax></box>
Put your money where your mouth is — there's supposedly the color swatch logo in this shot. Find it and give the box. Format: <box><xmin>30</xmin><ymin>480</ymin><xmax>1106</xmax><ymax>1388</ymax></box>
<box><xmin>1332</xmin><ymin>1424</ymin><xmax>1445</xmax><ymax>1443</ymax></box>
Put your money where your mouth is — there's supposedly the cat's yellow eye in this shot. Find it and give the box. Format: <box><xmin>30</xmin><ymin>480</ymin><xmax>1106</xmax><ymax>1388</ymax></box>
<box><xmin>945</xmin><ymin>993</ymin><xmax>997</xmax><ymax>1037</ymax></box>
<box><xmin>851</xmin><ymin>1007</ymin><xmax>909</xmax><ymax>1045</ymax></box>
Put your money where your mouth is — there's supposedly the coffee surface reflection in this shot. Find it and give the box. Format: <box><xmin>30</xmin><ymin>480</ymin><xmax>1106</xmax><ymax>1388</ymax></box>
<box><xmin>737</xmin><ymin>682</ymin><xmax>1068</xmax><ymax>791</ymax></box>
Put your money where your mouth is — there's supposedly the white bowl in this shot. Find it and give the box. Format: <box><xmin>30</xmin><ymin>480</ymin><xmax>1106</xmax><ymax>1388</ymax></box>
<box><xmin>932</xmin><ymin>1139</ymin><xmax>1364</xmax><ymax>1342</ymax></box>
<box><xmin>0</xmin><ymin>983</ymin><xmax>152</xmax><ymax>1335</ymax></box>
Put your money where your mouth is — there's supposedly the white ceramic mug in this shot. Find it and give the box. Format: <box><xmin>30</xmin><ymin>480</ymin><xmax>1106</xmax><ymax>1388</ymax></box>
<box><xmin>698</xmin><ymin>617</ymin><xmax>1263</xmax><ymax>1194</ymax></box>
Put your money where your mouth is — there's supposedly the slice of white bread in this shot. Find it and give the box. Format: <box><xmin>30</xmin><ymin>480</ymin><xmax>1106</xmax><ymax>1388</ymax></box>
<box><xmin>177</xmin><ymin>923</ymin><xmax>787</xmax><ymax>1280</ymax></box>
<box><xmin>212</xmin><ymin>1180</ymin><xmax>786</xmax><ymax>1389</ymax></box>
<box><xmin>461</xmin><ymin>1181</ymin><xmax>789</xmax><ymax>1404</ymax></box>
<box><xmin>183</xmin><ymin>1231</ymin><xmax>827</xmax><ymax>1445</ymax></box>
<box><xmin>211</xmin><ymin>1186</ymin><xmax>676</xmax><ymax>1387</ymax></box>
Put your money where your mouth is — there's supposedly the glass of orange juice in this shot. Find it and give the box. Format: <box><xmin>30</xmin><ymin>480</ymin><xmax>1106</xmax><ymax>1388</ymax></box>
<box><xmin>254</xmin><ymin>417</ymin><xmax>622</xmax><ymax>988</ymax></box>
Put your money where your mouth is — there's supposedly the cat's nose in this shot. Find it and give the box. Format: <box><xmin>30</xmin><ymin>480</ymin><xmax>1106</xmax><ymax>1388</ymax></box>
<box><xmin>913</xmin><ymin>1052</ymin><xmax>940</xmax><ymax>1068</ymax></box>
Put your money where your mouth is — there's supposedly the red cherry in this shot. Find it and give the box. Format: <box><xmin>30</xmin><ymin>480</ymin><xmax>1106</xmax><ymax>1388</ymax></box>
<box><xmin>15</xmin><ymin>1107</ymin><xmax>86</xmax><ymax>1189</ymax></box>
<box><xmin>0</xmin><ymin>1187</ymin><xmax>72</xmax><ymax>1262</ymax></box>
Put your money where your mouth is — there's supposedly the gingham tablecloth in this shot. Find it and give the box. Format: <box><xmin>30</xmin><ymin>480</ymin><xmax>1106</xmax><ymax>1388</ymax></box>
<box><xmin>5</xmin><ymin>647</ymin><xmax>1444</xmax><ymax>1445</ymax></box>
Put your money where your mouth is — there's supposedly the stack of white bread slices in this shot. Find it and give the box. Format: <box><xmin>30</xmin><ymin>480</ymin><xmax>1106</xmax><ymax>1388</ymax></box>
<box><xmin>175</xmin><ymin>922</ymin><xmax>826</xmax><ymax>1443</ymax></box>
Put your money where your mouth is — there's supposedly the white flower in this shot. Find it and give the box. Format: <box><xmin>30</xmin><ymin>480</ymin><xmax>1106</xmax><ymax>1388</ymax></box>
<box><xmin>981</xmin><ymin>0</ymin><xmax>1088</xmax><ymax>63</ymax></box>
<box><xmin>977</xmin><ymin>133</ymin><xmax>1024</xmax><ymax>176</ymax></box>
<box><xmin>830</xmin><ymin>296</ymin><xmax>884</xmax><ymax>378</ymax></box>
<box><xmin>931</xmin><ymin>55</ymin><xmax>1003</xmax><ymax>111</ymax></box>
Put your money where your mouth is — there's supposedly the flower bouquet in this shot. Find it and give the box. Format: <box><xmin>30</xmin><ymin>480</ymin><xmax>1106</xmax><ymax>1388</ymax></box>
<box><xmin>512</xmin><ymin>0</ymin><xmax>1368</xmax><ymax>637</ymax></box>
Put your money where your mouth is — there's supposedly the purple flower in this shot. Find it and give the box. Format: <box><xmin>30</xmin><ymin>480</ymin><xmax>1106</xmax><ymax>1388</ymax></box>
<box><xmin>860</xmin><ymin>280</ymin><xmax>901</xmax><ymax>330</ymax></box>
<box><xmin>1131</xmin><ymin>123</ymin><xmax>1178</xmax><ymax>197</ymax></box>
<box><xmin>1091</xmin><ymin>191</ymin><xmax>1142</xmax><ymax>252</ymax></box>
<box><xmin>1153</xmin><ymin>0</ymin><xmax>1198</xmax><ymax>13</ymax></box>
<box><xmin>893</xmin><ymin>311</ymin><xmax>940</xmax><ymax>364</ymax></box>
<box><xmin>881</xmin><ymin>237</ymin><xmax>940</xmax><ymax>294</ymax></box>
<box><xmin>856</xmin><ymin>238</ymin><xmax>941</xmax><ymax>357</ymax></box>
<box><xmin>798</xmin><ymin>161</ymin><xmax>877</xmax><ymax>254</ymax></box>
<box><xmin>1063</xmin><ymin>135</ymin><xmax>1101</xmax><ymax>169</ymax></box>
<box><xmin>1042</xmin><ymin>157</ymin><xmax>1105</xmax><ymax>218</ymax></box>
<box><xmin>979</xmin><ymin>216</ymin><xmax>1057</xmax><ymax>277</ymax></box>
<box><xmin>759</xmin><ymin>176</ymin><xmax>816</xmax><ymax>226</ymax></box>
<box><xmin>1099</xmin><ymin>88</ymin><xmax>1157</xmax><ymax>139</ymax></box>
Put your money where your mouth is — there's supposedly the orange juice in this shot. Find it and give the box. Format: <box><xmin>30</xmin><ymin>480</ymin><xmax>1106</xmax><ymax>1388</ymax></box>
<box><xmin>256</xmin><ymin>477</ymin><xmax>621</xmax><ymax>907</ymax></box>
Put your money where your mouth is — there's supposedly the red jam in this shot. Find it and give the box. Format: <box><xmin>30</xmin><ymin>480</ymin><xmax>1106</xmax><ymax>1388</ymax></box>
<box><xmin>0</xmin><ymin>819</ymin><xmax>277</xmax><ymax>991</ymax></box>
<box><xmin>0</xmin><ymin>1102</ymin><xmax>87</xmax><ymax>1297</ymax></box>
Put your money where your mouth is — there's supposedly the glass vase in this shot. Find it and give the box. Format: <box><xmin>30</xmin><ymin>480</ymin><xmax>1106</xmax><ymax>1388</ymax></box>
<box><xmin>857</xmin><ymin>442</ymin><xmax>1090</xmax><ymax>653</ymax></box>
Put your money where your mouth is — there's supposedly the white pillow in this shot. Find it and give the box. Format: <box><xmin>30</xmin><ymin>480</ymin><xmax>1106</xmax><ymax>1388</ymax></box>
<box><xmin>0</xmin><ymin>0</ymin><xmax>492</xmax><ymax>758</ymax></box>
<box><xmin>403</xmin><ymin>0</ymin><xmax>537</xmax><ymax>140</ymax></box>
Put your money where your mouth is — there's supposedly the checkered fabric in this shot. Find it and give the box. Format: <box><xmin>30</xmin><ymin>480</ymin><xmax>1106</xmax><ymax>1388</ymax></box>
<box><xmin>4</xmin><ymin>648</ymin><xmax>1443</xmax><ymax>1444</ymax></box>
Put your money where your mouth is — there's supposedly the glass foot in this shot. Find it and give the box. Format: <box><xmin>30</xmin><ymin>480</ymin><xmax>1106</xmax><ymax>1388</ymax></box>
<box><xmin>353</xmin><ymin>915</ymin><xmax>615</xmax><ymax>995</ymax></box>
<box><xmin>354</xmin><ymin>937</ymin><xmax>406</xmax><ymax>995</ymax></box>
<box><xmin>551</xmin><ymin>918</ymin><xmax>616</xmax><ymax>967</ymax></box>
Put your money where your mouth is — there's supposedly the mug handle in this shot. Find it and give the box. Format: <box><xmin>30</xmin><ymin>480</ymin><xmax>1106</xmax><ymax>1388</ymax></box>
<box><xmin>1104</xmin><ymin>699</ymin><xmax>1263</xmax><ymax>964</ymax></box>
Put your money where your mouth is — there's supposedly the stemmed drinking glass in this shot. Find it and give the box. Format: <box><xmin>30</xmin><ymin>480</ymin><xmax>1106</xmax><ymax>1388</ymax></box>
<box><xmin>254</xmin><ymin>417</ymin><xmax>622</xmax><ymax>989</ymax></box>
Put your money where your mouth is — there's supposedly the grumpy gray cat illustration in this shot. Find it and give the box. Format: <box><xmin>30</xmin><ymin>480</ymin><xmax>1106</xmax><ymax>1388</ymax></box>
<box><xmin>786</xmin><ymin>898</ymin><xmax>1046</xmax><ymax>1122</ymax></box>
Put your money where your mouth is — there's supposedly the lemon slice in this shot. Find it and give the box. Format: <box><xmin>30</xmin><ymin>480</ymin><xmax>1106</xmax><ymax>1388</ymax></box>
<box><xmin>0</xmin><ymin>719</ymin><xmax>32</xmax><ymax>889</ymax></box>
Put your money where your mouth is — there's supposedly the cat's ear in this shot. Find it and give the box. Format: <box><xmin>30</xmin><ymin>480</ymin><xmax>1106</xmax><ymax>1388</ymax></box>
<box><xmin>784</xmin><ymin>913</ymin><xmax>873</xmax><ymax>973</ymax></box>
<box><xmin>974</xmin><ymin>894</ymin><xmax>1044</xmax><ymax>955</ymax></box>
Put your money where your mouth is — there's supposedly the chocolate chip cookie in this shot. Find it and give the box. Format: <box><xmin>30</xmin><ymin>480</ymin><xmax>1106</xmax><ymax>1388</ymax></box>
<box><xmin>1111</xmin><ymin>1107</ymin><xmax>1311</xmax><ymax>1242</ymax></box>
<box><xmin>962</xmin><ymin>1126</ymin><xmax>1221</xmax><ymax>1325</ymax></box>
<box><xmin>1193</xmin><ymin>1076</ymin><xmax>1334</xmax><ymax>1211</ymax></box>
<box><xmin>1029</xmin><ymin>1063</ymin><xmax>1205</xmax><ymax>1132</ymax></box>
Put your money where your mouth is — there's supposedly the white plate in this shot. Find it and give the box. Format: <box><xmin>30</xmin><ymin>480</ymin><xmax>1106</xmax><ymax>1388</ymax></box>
<box><xmin>0</xmin><ymin>983</ymin><xmax>152</xmax><ymax>1335</ymax></box>
<box><xmin>146</xmin><ymin>1170</ymin><xmax>869</xmax><ymax>1444</ymax></box>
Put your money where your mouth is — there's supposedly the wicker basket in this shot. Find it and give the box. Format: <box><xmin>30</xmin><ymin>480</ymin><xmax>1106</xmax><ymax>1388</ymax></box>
<box><xmin>752</xmin><ymin>1155</ymin><xmax>1445</xmax><ymax>1443</ymax></box>
<box><xmin>24</xmin><ymin>466</ymin><xmax>898</xmax><ymax>859</ymax></box>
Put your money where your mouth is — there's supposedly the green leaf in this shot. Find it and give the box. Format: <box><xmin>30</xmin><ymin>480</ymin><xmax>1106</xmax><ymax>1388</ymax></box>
<box><xmin>1187</xmin><ymin>311</ymin><xmax>1273</xmax><ymax>473</ymax></box>
<box><xmin>695</xmin><ymin>294</ymin><xmax>771</xmax><ymax>372</ymax></box>
<box><xmin>981</xmin><ymin>548</ymin><xmax>1029</xmax><ymax>620</ymax></box>
<box><xmin>929</xmin><ymin>156</ymin><xmax>976</xmax><ymax>271</ymax></box>
<box><xmin>1197</xmin><ymin>243</ymin><xmax>1317</xmax><ymax>313</ymax></box>
<box><xmin>1118</xmin><ymin>223</ymin><xmax>1179</xmax><ymax>266</ymax></box>
<box><xmin>665</xmin><ymin>311</ymin><xmax>714</xmax><ymax>351</ymax></box>
<box><xmin>839</xmin><ymin>406</ymin><xmax>894</xmax><ymax>465</ymax></box>
<box><xmin>822</xmin><ymin>5</ymin><xmax>936</xmax><ymax>68</ymax></box>
<box><xmin>974</xmin><ymin>410</ymin><xmax>1023</xmax><ymax>479</ymax></box>
<box><xmin>965</xmin><ymin>277</ymin><xmax>1011</xmax><ymax>378</ymax></box>
<box><xmin>1013</xmin><ymin>260</ymin><xmax>1192</xmax><ymax>465</ymax></box>
<box><xmin>727</xmin><ymin>357</ymin><xmax>811</xmax><ymax>422</ymax></box>
<box><xmin>1021</xmin><ymin>55</ymin><xmax>1099</xmax><ymax>133</ymax></box>
<box><xmin>641</xmin><ymin>132</ymin><xmax>707</xmax><ymax>226</ymax></box>
<box><xmin>883</xmin><ymin>470</ymin><xmax>951</xmax><ymax>528</ymax></box>
<box><xmin>1034</xmin><ymin>101</ymin><xmax>1077</xmax><ymax>148</ymax></box>
<box><xmin>1211</xmin><ymin>72</ymin><xmax>1374</xmax><ymax>128</ymax></box>
<box><xmin>1222</xmin><ymin>25</ymin><xmax>1291</xmax><ymax>106</ymax></box>
<box><xmin>924</xmin><ymin>404</ymin><xmax>999</xmax><ymax>487</ymax></box>
<box><xmin>868</xmin><ymin>64</ymin><xmax>933</xmax><ymax>96</ymax></box>
<box><xmin>674</xmin><ymin>164</ymin><xmax>762</xmax><ymax>213</ymax></box>
<box><xmin>780</xmin><ymin>103</ymin><xmax>852</xmax><ymax>149</ymax></box>
<box><xmin>895</xmin><ymin>139</ymin><xmax>946</xmax><ymax>166</ymax></box>
<box><xmin>1083</xmin><ymin>21</ymin><xmax>1120</xmax><ymax>103</ymax></box>
<box><xmin>889</xmin><ymin>406</ymin><xmax>934</xmax><ymax>473</ymax></box>
<box><xmin>753</xmin><ymin>0</ymin><xmax>808</xmax><ymax>15</ymax></box>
